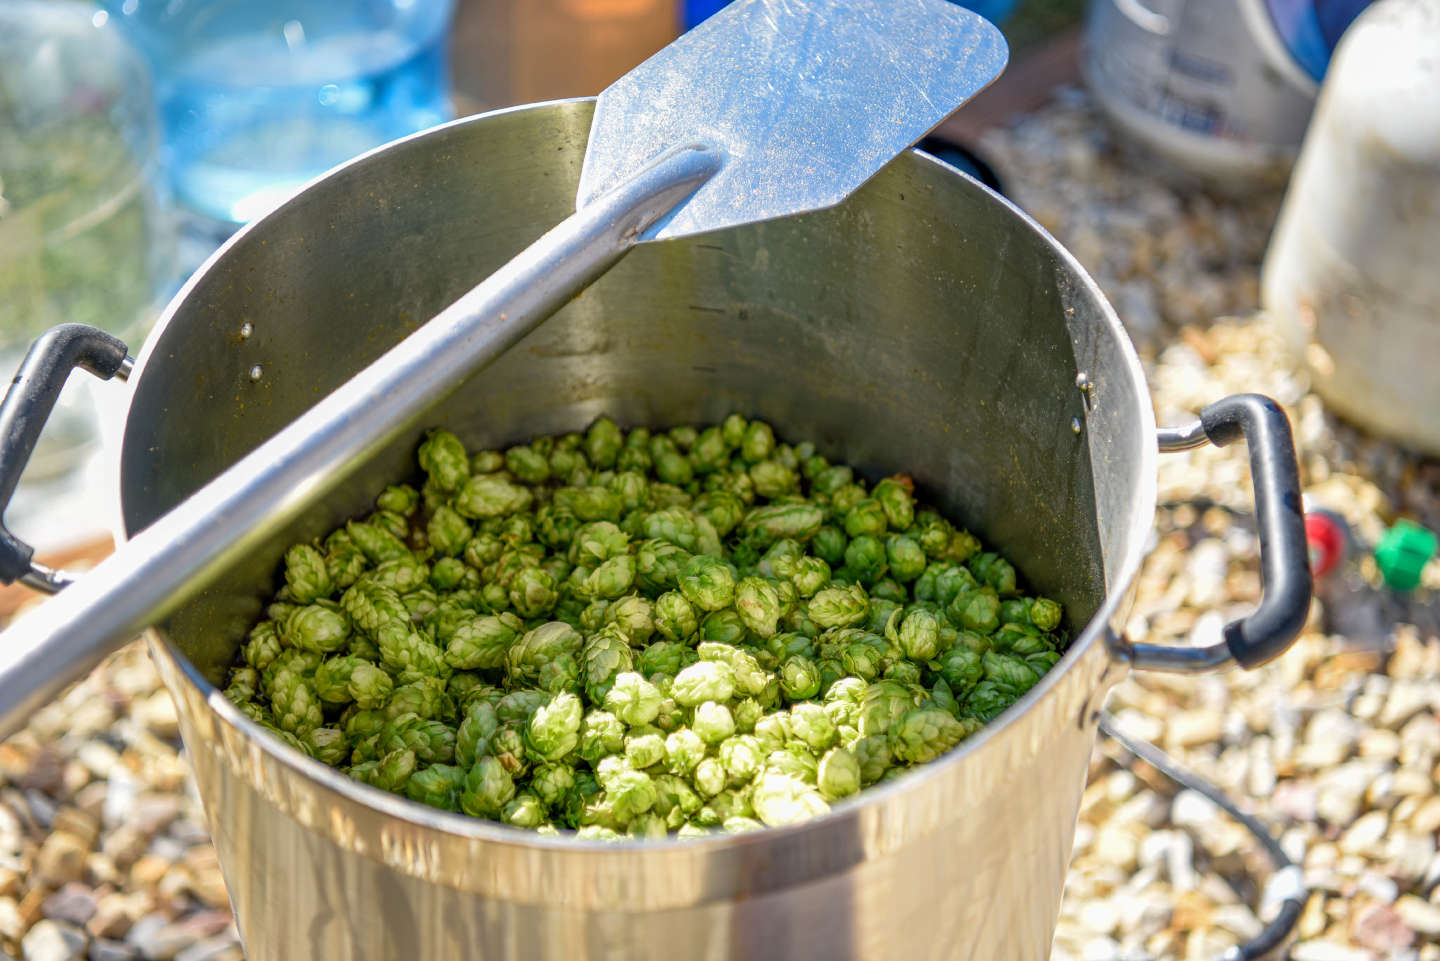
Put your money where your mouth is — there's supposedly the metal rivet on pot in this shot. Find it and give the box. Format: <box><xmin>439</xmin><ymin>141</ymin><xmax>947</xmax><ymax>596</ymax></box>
<box><xmin>249</xmin><ymin>365</ymin><xmax>263</xmax><ymax>381</ymax></box>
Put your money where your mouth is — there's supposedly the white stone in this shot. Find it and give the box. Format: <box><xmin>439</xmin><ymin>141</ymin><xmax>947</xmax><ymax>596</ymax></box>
<box><xmin>1170</xmin><ymin>790</ymin><xmax>1221</xmax><ymax>828</ymax></box>
<box><xmin>1395</xmin><ymin>896</ymin><xmax>1440</xmax><ymax>936</ymax></box>
<box><xmin>1356</xmin><ymin>871</ymin><xmax>1400</xmax><ymax>903</ymax></box>
<box><xmin>1289</xmin><ymin>940</ymin><xmax>1374</xmax><ymax>961</ymax></box>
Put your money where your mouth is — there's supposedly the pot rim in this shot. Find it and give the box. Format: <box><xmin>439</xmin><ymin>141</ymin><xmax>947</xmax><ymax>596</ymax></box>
<box><xmin>122</xmin><ymin>96</ymin><xmax>1158</xmax><ymax>870</ymax></box>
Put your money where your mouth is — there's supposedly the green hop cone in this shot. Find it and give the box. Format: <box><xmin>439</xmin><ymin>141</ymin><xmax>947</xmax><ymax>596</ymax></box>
<box><xmin>283</xmin><ymin>605</ymin><xmax>350</xmax><ymax>653</ymax></box>
<box><xmin>501</xmin><ymin>793</ymin><xmax>548</xmax><ymax>828</ymax></box>
<box><xmin>970</xmin><ymin>552</ymin><xmax>1018</xmax><ymax>596</ymax></box>
<box><xmin>790</xmin><ymin>556</ymin><xmax>831</xmax><ymax>598</ymax></box>
<box><xmin>853</xmin><ymin>734</ymin><xmax>893</xmax><ymax>785</ymax></box>
<box><xmin>807</xmin><ymin>584</ymin><xmax>869</xmax><ymax>629</ymax></box>
<box><xmin>607</xmin><ymin>595</ymin><xmax>654</xmax><ymax>645</ymax></box>
<box><xmin>947</xmin><ymin>587</ymin><xmax>1000</xmax><ymax>634</ymax></box>
<box><xmin>346</xmin><ymin>519</ymin><xmax>410</xmax><ymax>565</ymax></box>
<box><xmin>525</xmin><ymin>693</ymin><xmax>583</xmax><ymax>762</ymax></box>
<box><xmin>508</xmin><ymin>567</ymin><xmax>560</xmax><ymax>618</ymax></box>
<box><xmin>872</xmin><ymin>476</ymin><xmax>916</xmax><ymax>531</ymax></box>
<box><xmin>443</xmin><ymin>612</ymin><xmax>523</xmax><ymax>671</ymax></box>
<box><xmin>504</xmin><ymin>444</ymin><xmax>551</xmax><ymax>485</ymax></box>
<box><xmin>577</xmin><ymin>710</ymin><xmax>626</xmax><ymax>765</ymax></box>
<box><xmin>405</xmin><ymin>764</ymin><xmax>465</xmax><ymax>810</ymax></box>
<box><xmin>270</xmin><ymin>671</ymin><xmax>324</xmax><ymax>736</ymax></box>
<box><xmin>583</xmin><ymin>416</ymin><xmax>623</xmax><ymax>469</ymax></box>
<box><xmin>677</xmin><ymin>555</ymin><xmax>735</xmax><ymax>612</ymax></box>
<box><xmin>313</xmin><ymin>654</ymin><xmax>366</xmax><ymax>705</ymax></box>
<box><xmin>554</xmin><ymin>486</ymin><xmax>623</xmax><ymax>523</ymax></box>
<box><xmin>223</xmin><ymin>668</ymin><xmax>258</xmax><ymax>705</ymax></box>
<box><xmin>284</xmin><ymin>544</ymin><xmax>334</xmax><ymax>604</ymax></box>
<box><xmin>789</xmin><ymin>702</ymin><xmax>838</xmax><ymax>753</ymax></box>
<box><xmin>671</xmin><ymin>660</ymin><xmax>736</xmax><ymax>707</ymax></box>
<box><xmin>816</xmin><ymin>746</ymin><xmax>861</xmax><ymax>801</ymax></box>
<box><xmin>605</xmin><ymin>769</ymin><xmax>658</xmax><ymax>823</ymax></box>
<box><xmin>418</xmin><ymin>429</ymin><xmax>470</xmax><ymax>493</ymax></box>
<box><xmin>460</xmin><ymin>756</ymin><xmax>516</xmax><ymax>818</ymax></box>
<box><xmin>572</xmin><ymin>521</ymin><xmax>630</xmax><ymax>565</ymax></box>
<box><xmin>693</xmin><ymin>701</ymin><xmax>736</xmax><ymax>744</ymax></box>
<box><xmin>734</xmin><ymin>576</ymin><xmax>781</xmax><ymax>637</ymax></box>
<box><xmin>779</xmin><ymin>655</ymin><xmax>822</xmax><ymax>701</ymax></box>
<box><xmin>1028</xmin><ymin>596</ymin><xmax>1063</xmax><ymax>633</ymax></box>
<box><xmin>530</xmin><ymin>762</ymin><xmax>577</xmax><ymax>808</ymax></box>
<box><xmin>888</xmin><ymin>706</ymin><xmax>971</xmax><ymax>764</ymax></box>
<box><xmin>933</xmin><ymin>645</ymin><xmax>984</xmax><ymax>698</ymax></box>
<box><xmin>427</xmin><ymin>506</ymin><xmax>473</xmax><ymax>557</ymax></box>
<box><xmin>843</xmin><ymin>499</ymin><xmax>888</xmax><ymax>538</ymax></box>
<box><xmin>635</xmin><ymin>540</ymin><xmax>691</xmax><ymax>594</ymax></box>
<box><xmin>603</xmin><ymin>672</ymin><xmax>663</xmax><ymax>727</ymax></box>
<box><xmin>692</xmin><ymin>490</ymin><xmax>746</xmax><ymax>537</ymax></box>
<box><xmin>857</xmin><ymin>680</ymin><xmax>925</xmax><ymax>738</ymax></box>
<box><xmin>366</xmin><ymin>556</ymin><xmax>430</xmax><ymax>595</ymax></box>
<box><xmin>579</xmin><ymin>555</ymin><xmax>636</xmax><ymax>601</ymax></box>
<box><xmin>885</xmin><ymin>535</ymin><xmax>927</xmax><ymax>584</ymax></box>
<box><xmin>749</xmin><ymin>460</ymin><xmax>797</xmax><ymax>499</ymax></box>
<box><xmin>341</xmin><ymin>581</ymin><xmax>407</xmax><ymax>635</ymax></box>
<box><xmin>700</xmin><ymin>610</ymin><xmax>747</xmax><ymax>645</ymax></box>
<box><xmin>639</xmin><ymin>639</ymin><xmax>688</xmax><ymax>677</ymax></box>
<box><xmin>506</xmin><ymin>622</ymin><xmax>583</xmax><ymax>688</ymax></box>
<box><xmin>896</xmin><ymin>609</ymin><xmax>942</xmax><ymax>662</ymax></box>
<box><xmin>377</xmin><ymin>622</ymin><xmax>450</xmax><ymax>684</ymax></box>
<box><xmin>348</xmin><ymin>662</ymin><xmax>395</xmax><ymax>710</ymax></box>
<box><xmin>355</xmin><ymin>749</ymin><xmax>418</xmax><ymax>794</ymax></box>
<box><xmin>455</xmin><ymin>474</ymin><xmax>534</xmax><ymax>520</ymax></box>
<box><xmin>752</xmin><ymin>772</ymin><xmax>829</xmax><ymax>827</ymax></box>
<box><xmin>983</xmin><ymin>651</ymin><xmax>1042</xmax><ymax>697</ymax></box>
<box><xmin>456</xmin><ymin>700</ymin><xmax>500</xmax><ymax>768</ymax></box>
<box><xmin>624</xmin><ymin>730</ymin><xmax>667</xmax><ymax>770</ymax></box>
<box><xmin>843</xmin><ymin>535</ymin><xmax>888</xmax><ymax>586</ymax></box>
<box><xmin>664</xmin><ymin>728</ymin><xmax>707</xmax><ymax>776</ymax></box>
<box><xmin>242</xmin><ymin>621</ymin><xmax>283</xmax><ymax>672</ymax></box>
<box><xmin>580</xmin><ymin>623</ymin><xmax>634</xmax><ymax>703</ymax></box>
<box><xmin>740</xmin><ymin>504</ymin><xmax>825</xmax><ymax>547</ymax></box>
<box><xmin>377</xmin><ymin>714</ymin><xmax>456</xmax><ymax>764</ymax></box>
<box><xmin>378</xmin><ymin>484</ymin><xmax>421</xmax><ymax>515</ymax></box>
<box><xmin>300</xmin><ymin>727</ymin><xmax>349</xmax><ymax>766</ymax></box>
<box><xmin>739</xmin><ymin>421</ymin><xmax>775</xmax><ymax>464</ymax></box>
<box><xmin>719</xmin><ymin>735</ymin><xmax>764</xmax><ymax>786</ymax></box>
<box><xmin>384</xmin><ymin>677</ymin><xmax>450</xmax><ymax>721</ymax></box>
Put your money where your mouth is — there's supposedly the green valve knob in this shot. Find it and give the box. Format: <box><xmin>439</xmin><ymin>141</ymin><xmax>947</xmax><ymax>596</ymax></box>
<box><xmin>1374</xmin><ymin>520</ymin><xmax>1437</xmax><ymax>592</ymax></box>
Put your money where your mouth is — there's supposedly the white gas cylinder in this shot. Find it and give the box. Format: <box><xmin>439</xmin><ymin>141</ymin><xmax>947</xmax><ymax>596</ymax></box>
<box><xmin>1261</xmin><ymin>0</ymin><xmax>1440</xmax><ymax>454</ymax></box>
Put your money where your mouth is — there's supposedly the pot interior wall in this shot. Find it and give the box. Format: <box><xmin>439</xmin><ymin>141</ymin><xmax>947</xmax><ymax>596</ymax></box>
<box><xmin>119</xmin><ymin>100</ymin><xmax>1133</xmax><ymax>685</ymax></box>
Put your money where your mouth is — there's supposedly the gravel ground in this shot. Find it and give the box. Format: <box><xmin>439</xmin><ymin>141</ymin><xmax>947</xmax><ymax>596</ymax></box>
<box><xmin>0</xmin><ymin>87</ymin><xmax>1436</xmax><ymax>961</ymax></box>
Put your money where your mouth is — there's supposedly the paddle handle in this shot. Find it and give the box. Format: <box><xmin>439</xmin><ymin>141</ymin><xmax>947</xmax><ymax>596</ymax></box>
<box><xmin>0</xmin><ymin>144</ymin><xmax>723</xmax><ymax>739</ymax></box>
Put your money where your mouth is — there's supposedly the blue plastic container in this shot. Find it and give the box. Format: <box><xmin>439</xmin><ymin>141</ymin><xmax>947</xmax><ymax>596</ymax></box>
<box><xmin>100</xmin><ymin>0</ymin><xmax>456</xmax><ymax>225</ymax></box>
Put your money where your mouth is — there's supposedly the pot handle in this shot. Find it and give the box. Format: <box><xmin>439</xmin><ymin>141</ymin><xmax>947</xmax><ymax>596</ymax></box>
<box><xmin>0</xmin><ymin>325</ymin><xmax>133</xmax><ymax>592</ymax></box>
<box><xmin>1120</xmin><ymin>393</ymin><xmax>1312</xmax><ymax>673</ymax></box>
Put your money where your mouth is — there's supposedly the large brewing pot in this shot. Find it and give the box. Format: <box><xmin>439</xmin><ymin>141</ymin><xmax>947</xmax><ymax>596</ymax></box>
<box><xmin>0</xmin><ymin>99</ymin><xmax>1310</xmax><ymax>961</ymax></box>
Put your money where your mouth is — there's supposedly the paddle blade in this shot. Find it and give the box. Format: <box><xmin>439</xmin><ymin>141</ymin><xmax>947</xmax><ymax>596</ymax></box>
<box><xmin>577</xmin><ymin>0</ymin><xmax>1008</xmax><ymax>241</ymax></box>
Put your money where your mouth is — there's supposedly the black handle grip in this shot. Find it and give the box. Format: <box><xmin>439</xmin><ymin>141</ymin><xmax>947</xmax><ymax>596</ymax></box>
<box><xmin>1199</xmin><ymin>393</ymin><xmax>1312</xmax><ymax>669</ymax></box>
<box><xmin>0</xmin><ymin>325</ymin><xmax>130</xmax><ymax>585</ymax></box>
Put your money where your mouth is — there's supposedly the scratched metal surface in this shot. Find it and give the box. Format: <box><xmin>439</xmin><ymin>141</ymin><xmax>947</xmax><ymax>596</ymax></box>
<box><xmin>578</xmin><ymin>0</ymin><xmax>1008</xmax><ymax>240</ymax></box>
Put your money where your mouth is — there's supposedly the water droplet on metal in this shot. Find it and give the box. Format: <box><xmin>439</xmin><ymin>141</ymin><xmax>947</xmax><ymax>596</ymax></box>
<box><xmin>239</xmin><ymin>322</ymin><xmax>253</xmax><ymax>339</ymax></box>
<box><xmin>1071</xmin><ymin>418</ymin><xmax>1083</xmax><ymax>435</ymax></box>
<box><xmin>1075</xmin><ymin>372</ymin><xmax>1091</xmax><ymax>391</ymax></box>
<box><xmin>249</xmin><ymin>365</ymin><xmax>263</xmax><ymax>381</ymax></box>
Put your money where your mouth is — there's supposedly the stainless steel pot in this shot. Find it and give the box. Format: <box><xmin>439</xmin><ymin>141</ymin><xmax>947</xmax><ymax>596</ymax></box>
<box><xmin>0</xmin><ymin>99</ymin><xmax>1310</xmax><ymax>961</ymax></box>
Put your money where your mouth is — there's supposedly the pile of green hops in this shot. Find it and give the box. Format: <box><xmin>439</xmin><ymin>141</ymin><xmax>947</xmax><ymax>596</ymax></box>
<box><xmin>224</xmin><ymin>415</ymin><xmax>1066</xmax><ymax>839</ymax></box>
